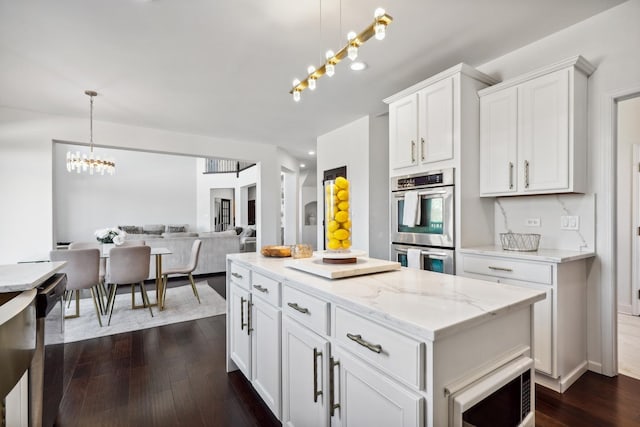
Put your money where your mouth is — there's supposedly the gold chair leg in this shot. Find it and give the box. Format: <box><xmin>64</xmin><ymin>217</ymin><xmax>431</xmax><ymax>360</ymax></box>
<box><xmin>64</xmin><ymin>290</ymin><xmax>80</xmax><ymax>319</ymax></box>
<box><xmin>107</xmin><ymin>283</ymin><xmax>118</xmax><ymax>326</ymax></box>
<box><xmin>161</xmin><ymin>275</ymin><xmax>168</xmax><ymax>310</ymax></box>
<box><xmin>189</xmin><ymin>274</ymin><xmax>201</xmax><ymax>304</ymax></box>
<box><xmin>90</xmin><ymin>287</ymin><xmax>103</xmax><ymax>327</ymax></box>
<box><xmin>139</xmin><ymin>282</ymin><xmax>154</xmax><ymax>318</ymax></box>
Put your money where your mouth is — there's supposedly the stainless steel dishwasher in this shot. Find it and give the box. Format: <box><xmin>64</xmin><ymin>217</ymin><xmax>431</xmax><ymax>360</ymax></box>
<box><xmin>30</xmin><ymin>273</ymin><xmax>66</xmax><ymax>427</ymax></box>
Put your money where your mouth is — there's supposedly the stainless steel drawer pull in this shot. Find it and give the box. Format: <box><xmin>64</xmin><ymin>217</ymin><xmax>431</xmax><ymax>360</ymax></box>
<box><xmin>240</xmin><ymin>296</ymin><xmax>247</xmax><ymax>330</ymax></box>
<box><xmin>287</xmin><ymin>302</ymin><xmax>310</xmax><ymax>314</ymax></box>
<box><xmin>421</xmin><ymin>138</ymin><xmax>425</xmax><ymax>161</ymax></box>
<box><xmin>253</xmin><ymin>284</ymin><xmax>268</xmax><ymax>293</ymax></box>
<box><xmin>488</xmin><ymin>266</ymin><xmax>513</xmax><ymax>272</ymax></box>
<box><xmin>524</xmin><ymin>160</ymin><xmax>530</xmax><ymax>189</ymax></box>
<box><xmin>411</xmin><ymin>140</ymin><xmax>416</xmax><ymax>162</ymax></box>
<box><xmin>509</xmin><ymin>162</ymin><xmax>514</xmax><ymax>189</ymax></box>
<box><xmin>346</xmin><ymin>333</ymin><xmax>382</xmax><ymax>354</ymax></box>
<box><xmin>313</xmin><ymin>348</ymin><xmax>323</xmax><ymax>402</ymax></box>
<box><xmin>247</xmin><ymin>301</ymin><xmax>253</xmax><ymax>335</ymax></box>
<box><xmin>231</xmin><ymin>272</ymin><xmax>243</xmax><ymax>279</ymax></box>
<box><xmin>330</xmin><ymin>357</ymin><xmax>340</xmax><ymax>416</ymax></box>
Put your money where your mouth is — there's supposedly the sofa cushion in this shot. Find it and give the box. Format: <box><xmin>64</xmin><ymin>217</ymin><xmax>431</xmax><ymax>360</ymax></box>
<box><xmin>166</xmin><ymin>224</ymin><xmax>189</xmax><ymax>233</ymax></box>
<box><xmin>162</xmin><ymin>232</ymin><xmax>198</xmax><ymax>238</ymax></box>
<box><xmin>143</xmin><ymin>224</ymin><xmax>165</xmax><ymax>235</ymax></box>
<box><xmin>118</xmin><ymin>225</ymin><xmax>142</xmax><ymax>234</ymax></box>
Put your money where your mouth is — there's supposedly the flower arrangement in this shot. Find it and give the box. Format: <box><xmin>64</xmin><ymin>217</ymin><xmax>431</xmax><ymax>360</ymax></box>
<box><xmin>94</xmin><ymin>227</ymin><xmax>126</xmax><ymax>245</ymax></box>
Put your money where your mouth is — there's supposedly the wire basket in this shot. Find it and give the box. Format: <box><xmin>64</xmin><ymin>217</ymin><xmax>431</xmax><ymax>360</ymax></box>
<box><xmin>500</xmin><ymin>233</ymin><xmax>541</xmax><ymax>252</ymax></box>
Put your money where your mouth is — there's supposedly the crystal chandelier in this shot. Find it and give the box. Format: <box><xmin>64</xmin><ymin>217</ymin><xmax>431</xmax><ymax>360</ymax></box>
<box><xmin>290</xmin><ymin>8</ymin><xmax>392</xmax><ymax>102</ymax></box>
<box><xmin>66</xmin><ymin>90</ymin><xmax>116</xmax><ymax>175</ymax></box>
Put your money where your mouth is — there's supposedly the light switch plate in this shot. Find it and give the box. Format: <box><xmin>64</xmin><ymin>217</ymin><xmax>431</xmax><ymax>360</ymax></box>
<box><xmin>560</xmin><ymin>215</ymin><xmax>580</xmax><ymax>230</ymax></box>
<box><xmin>526</xmin><ymin>218</ymin><xmax>541</xmax><ymax>227</ymax></box>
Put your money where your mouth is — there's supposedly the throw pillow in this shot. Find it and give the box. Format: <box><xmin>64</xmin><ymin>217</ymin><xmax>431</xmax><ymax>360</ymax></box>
<box><xmin>235</xmin><ymin>227</ymin><xmax>244</xmax><ymax>235</ymax></box>
<box><xmin>118</xmin><ymin>225</ymin><xmax>142</xmax><ymax>234</ymax></box>
<box><xmin>143</xmin><ymin>224</ymin><xmax>165</xmax><ymax>235</ymax></box>
<box><xmin>167</xmin><ymin>225</ymin><xmax>187</xmax><ymax>233</ymax></box>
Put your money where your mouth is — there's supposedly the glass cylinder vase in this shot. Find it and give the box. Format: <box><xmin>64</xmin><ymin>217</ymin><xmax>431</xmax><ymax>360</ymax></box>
<box><xmin>325</xmin><ymin>177</ymin><xmax>351</xmax><ymax>251</ymax></box>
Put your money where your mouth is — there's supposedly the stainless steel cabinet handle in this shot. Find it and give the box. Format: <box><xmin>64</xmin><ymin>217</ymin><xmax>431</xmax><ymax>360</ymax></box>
<box><xmin>411</xmin><ymin>140</ymin><xmax>416</xmax><ymax>162</ymax></box>
<box><xmin>509</xmin><ymin>162</ymin><xmax>514</xmax><ymax>189</ymax></box>
<box><xmin>346</xmin><ymin>333</ymin><xmax>383</xmax><ymax>354</ymax></box>
<box><xmin>524</xmin><ymin>160</ymin><xmax>530</xmax><ymax>189</ymax></box>
<box><xmin>253</xmin><ymin>284</ymin><xmax>268</xmax><ymax>293</ymax></box>
<box><xmin>232</xmin><ymin>272</ymin><xmax>243</xmax><ymax>279</ymax></box>
<box><xmin>240</xmin><ymin>296</ymin><xmax>247</xmax><ymax>330</ymax></box>
<box><xmin>247</xmin><ymin>301</ymin><xmax>253</xmax><ymax>335</ymax></box>
<box><xmin>488</xmin><ymin>266</ymin><xmax>513</xmax><ymax>272</ymax></box>
<box><xmin>421</xmin><ymin>137</ymin><xmax>425</xmax><ymax>161</ymax></box>
<box><xmin>287</xmin><ymin>302</ymin><xmax>310</xmax><ymax>314</ymax></box>
<box><xmin>330</xmin><ymin>357</ymin><xmax>340</xmax><ymax>416</ymax></box>
<box><xmin>313</xmin><ymin>348</ymin><xmax>323</xmax><ymax>402</ymax></box>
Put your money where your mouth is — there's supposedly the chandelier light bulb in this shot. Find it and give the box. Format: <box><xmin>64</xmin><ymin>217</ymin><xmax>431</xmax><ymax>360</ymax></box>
<box><xmin>293</xmin><ymin>90</ymin><xmax>301</xmax><ymax>102</ymax></box>
<box><xmin>374</xmin><ymin>8</ymin><xmax>385</xmax><ymax>18</ymax></box>
<box><xmin>308</xmin><ymin>77</ymin><xmax>316</xmax><ymax>90</ymax></box>
<box><xmin>347</xmin><ymin>31</ymin><xmax>358</xmax><ymax>60</ymax></box>
<box><xmin>326</xmin><ymin>63</ymin><xmax>335</xmax><ymax>77</ymax></box>
<box><xmin>374</xmin><ymin>22</ymin><xmax>386</xmax><ymax>40</ymax></box>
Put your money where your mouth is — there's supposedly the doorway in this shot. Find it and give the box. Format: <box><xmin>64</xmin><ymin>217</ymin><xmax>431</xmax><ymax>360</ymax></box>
<box><xmin>616</xmin><ymin>94</ymin><xmax>640</xmax><ymax>379</ymax></box>
<box><xmin>210</xmin><ymin>188</ymin><xmax>235</xmax><ymax>231</ymax></box>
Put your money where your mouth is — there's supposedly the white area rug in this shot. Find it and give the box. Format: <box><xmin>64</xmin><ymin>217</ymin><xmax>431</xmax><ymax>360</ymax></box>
<box><xmin>63</xmin><ymin>282</ymin><xmax>226</xmax><ymax>343</ymax></box>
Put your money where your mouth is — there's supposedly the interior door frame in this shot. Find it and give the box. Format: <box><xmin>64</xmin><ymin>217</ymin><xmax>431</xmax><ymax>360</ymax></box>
<box><xmin>632</xmin><ymin>145</ymin><xmax>640</xmax><ymax>315</ymax></box>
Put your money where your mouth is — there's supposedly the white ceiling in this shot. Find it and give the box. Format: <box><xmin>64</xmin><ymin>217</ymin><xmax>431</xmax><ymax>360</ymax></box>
<box><xmin>0</xmin><ymin>0</ymin><xmax>626</xmax><ymax>165</ymax></box>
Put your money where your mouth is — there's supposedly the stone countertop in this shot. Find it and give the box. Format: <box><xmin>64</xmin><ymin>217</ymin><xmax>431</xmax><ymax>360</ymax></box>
<box><xmin>228</xmin><ymin>253</ymin><xmax>545</xmax><ymax>341</ymax></box>
<box><xmin>459</xmin><ymin>246</ymin><xmax>596</xmax><ymax>263</ymax></box>
<box><xmin>0</xmin><ymin>262</ymin><xmax>67</xmax><ymax>292</ymax></box>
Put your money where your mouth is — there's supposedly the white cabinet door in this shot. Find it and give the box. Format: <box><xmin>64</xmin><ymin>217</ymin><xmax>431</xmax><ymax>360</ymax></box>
<box><xmin>479</xmin><ymin>86</ymin><xmax>518</xmax><ymax>195</ymax></box>
<box><xmin>518</xmin><ymin>68</ymin><xmax>570</xmax><ymax>193</ymax></box>
<box><xmin>389</xmin><ymin>94</ymin><xmax>418</xmax><ymax>170</ymax></box>
<box><xmin>418</xmin><ymin>76</ymin><xmax>454</xmax><ymax>164</ymax></box>
<box><xmin>251</xmin><ymin>297</ymin><xmax>282</xmax><ymax>418</ymax></box>
<box><xmin>282</xmin><ymin>316</ymin><xmax>330</xmax><ymax>427</ymax></box>
<box><xmin>229</xmin><ymin>282</ymin><xmax>251</xmax><ymax>379</ymax></box>
<box><xmin>332</xmin><ymin>347</ymin><xmax>423</xmax><ymax>427</ymax></box>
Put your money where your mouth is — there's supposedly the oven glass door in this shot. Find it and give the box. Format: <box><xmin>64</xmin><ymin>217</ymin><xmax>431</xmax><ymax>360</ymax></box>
<box><xmin>393</xmin><ymin>245</ymin><xmax>455</xmax><ymax>275</ymax></box>
<box><xmin>392</xmin><ymin>187</ymin><xmax>454</xmax><ymax>247</ymax></box>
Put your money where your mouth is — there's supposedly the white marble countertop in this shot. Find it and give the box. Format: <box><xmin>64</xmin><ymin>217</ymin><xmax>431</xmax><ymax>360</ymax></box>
<box><xmin>459</xmin><ymin>246</ymin><xmax>596</xmax><ymax>263</ymax></box>
<box><xmin>228</xmin><ymin>253</ymin><xmax>545</xmax><ymax>341</ymax></box>
<box><xmin>0</xmin><ymin>262</ymin><xmax>67</xmax><ymax>292</ymax></box>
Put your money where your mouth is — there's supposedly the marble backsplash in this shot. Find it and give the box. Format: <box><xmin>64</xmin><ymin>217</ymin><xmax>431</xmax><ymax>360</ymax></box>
<box><xmin>494</xmin><ymin>194</ymin><xmax>595</xmax><ymax>251</ymax></box>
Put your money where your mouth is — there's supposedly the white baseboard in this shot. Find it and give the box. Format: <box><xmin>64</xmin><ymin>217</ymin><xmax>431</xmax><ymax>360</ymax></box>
<box><xmin>588</xmin><ymin>360</ymin><xmax>603</xmax><ymax>374</ymax></box>
<box><xmin>536</xmin><ymin>361</ymin><xmax>588</xmax><ymax>393</ymax></box>
<box><xmin>618</xmin><ymin>304</ymin><xmax>633</xmax><ymax>315</ymax></box>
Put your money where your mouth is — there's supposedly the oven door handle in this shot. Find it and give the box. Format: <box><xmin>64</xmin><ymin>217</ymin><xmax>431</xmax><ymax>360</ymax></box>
<box><xmin>394</xmin><ymin>248</ymin><xmax>450</xmax><ymax>259</ymax></box>
<box><xmin>393</xmin><ymin>189</ymin><xmax>450</xmax><ymax>198</ymax></box>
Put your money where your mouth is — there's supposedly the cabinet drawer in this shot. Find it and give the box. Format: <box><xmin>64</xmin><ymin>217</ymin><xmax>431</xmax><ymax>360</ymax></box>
<box><xmin>334</xmin><ymin>306</ymin><xmax>424</xmax><ymax>389</ymax></box>
<box><xmin>251</xmin><ymin>271</ymin><xmax>280</xmax><ymax>307</ymax></box>
<box><xmin>462</xmin><ymin>254</ymin><xmax>552</xmax><ymax>285</ymax></box>
<box><xmin>282</xmin><ymin>285</ymin><xmax>329</xmax><ymax>336</ymax></box>
<box><xmin>229</xmin><ymin>262</ymin><xmax>250</xmax><ymax>290</ymax></box>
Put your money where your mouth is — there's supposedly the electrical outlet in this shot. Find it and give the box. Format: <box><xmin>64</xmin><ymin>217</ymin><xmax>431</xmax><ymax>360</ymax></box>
<box><xmin>560</xmin><ymin>215</ymin><xmax>580</xmax><ymax>230</ymax></box>
<box><xmin>526</xmin><ymin>218</ymin><xmax>541</xmax><ymax>227</ymax></box>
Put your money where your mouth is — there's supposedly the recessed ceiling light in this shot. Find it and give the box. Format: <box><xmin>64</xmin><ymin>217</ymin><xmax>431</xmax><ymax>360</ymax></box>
<box><xmin>308</xmin><ymin>150</ymin><xmax>315</xmax><ymax>155</ymax></box>
<box><xmin>300</xmin><ymin>163</ymin><xmax>306</xmax><ymax>168</ymax></box>
<box><xmin>350</xmin><ymin>61</ymin><xmax>368</xmax><ymax>71</ymax></box>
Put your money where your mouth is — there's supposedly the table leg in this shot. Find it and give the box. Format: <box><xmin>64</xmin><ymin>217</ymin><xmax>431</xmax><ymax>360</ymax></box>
<box><xmin>156</xmin><ymin>254</ymin><xmax>163</xmax><ymax>310</ymax></box>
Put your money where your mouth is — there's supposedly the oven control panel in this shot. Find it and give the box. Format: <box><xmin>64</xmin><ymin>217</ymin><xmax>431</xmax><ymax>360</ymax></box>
<box><xmin>392</xmin><ymin>168</ymin><xmax>454</xmax><ymax>191</ymax></box>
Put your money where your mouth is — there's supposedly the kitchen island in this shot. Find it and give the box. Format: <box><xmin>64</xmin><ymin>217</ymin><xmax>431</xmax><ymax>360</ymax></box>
<box><xmin>226</xmin><ymin>252</ymin><xmax>545</xmax><ymax>427</ymax></box>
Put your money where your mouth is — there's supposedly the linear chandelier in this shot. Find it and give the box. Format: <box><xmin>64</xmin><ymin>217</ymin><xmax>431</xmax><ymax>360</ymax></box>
<box><xmin>290</xmin><ymin>7</ymin><xmax>393</xmax><ymax>102</ymax></box>
<box><xmin>66</xmin><ymin>90</ymin><xmax>116</xmax><ymax>175</ymax></box>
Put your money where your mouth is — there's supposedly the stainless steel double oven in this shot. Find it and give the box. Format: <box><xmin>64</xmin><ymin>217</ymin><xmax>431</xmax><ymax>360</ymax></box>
<box><xmin>391</xmin><ymin>168</ymin><xmax>455</xmax><ymax>274</ymax></box>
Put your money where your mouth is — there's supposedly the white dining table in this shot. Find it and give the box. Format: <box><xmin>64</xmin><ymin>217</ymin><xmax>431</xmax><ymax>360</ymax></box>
<box><xmin>101</xmin><ymin>247</ymin><xmax>172</xmax><ymax>310</ymax></box>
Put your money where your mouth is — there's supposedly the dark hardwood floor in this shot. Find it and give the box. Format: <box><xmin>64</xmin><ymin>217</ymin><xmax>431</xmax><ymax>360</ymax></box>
<box><xmin>57</xmin><ymin>274</ymin><xmax>640</xmax><ymax>427</ymax></box>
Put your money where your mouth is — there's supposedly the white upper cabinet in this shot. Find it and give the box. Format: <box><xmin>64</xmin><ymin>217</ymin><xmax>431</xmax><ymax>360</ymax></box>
<box><xmin>479</xmin><ymin>56</ymin><xmax>594</xmax><ymax>197</ymax></box>
<box><xmin>386</xmin><ymin>64</ymin><xmax>496</xmax><ymax>175</ymax></box>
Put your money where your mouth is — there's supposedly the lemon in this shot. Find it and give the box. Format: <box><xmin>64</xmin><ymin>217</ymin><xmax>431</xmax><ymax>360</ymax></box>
<box><xmin>338</xmin><ymin>201</ymin><xmax>349</xmax><ymax>211</ymax></box>
<box><xmin>335</xmin><ymin>176</ymin><xmax>349</xmax><ymax>190</ymax></box>
<box><xmin>341</xmin><ymin>239</ymin><xmax>351</xmax><ymax>249</ymax></box>
<box><xmin>328</xmin><ymin>220</ymin><xmax>339</xmax><ymax>232</ymax></box>
<box><xmin>333</xmin><ymin>229</ymin><xmax>350</xmax><ymax>241</ymax></box>
<box><xmin>325</xmin><ymin>183</ymin><xmax>336</xmax><ymax>194</ymax></box>
<box><xmin>337</xmin><ymin>189</ymin><xmax>349</xmax><ymax>201</ymax></box>
<box><xmin>328</xmin><ymin>239</ymin><xmax>342</xmax><ymax>250</ymax></box>
<box><xmin>333</xmin><ymin>206</ymin><xmax>339</xmax><ymax>217</ymax></box>
<box><xmin>326</xmin><ymin>230</ymin><xmax>333</xmax><ymax>239</ymax></box>
<box><xmin>342</xmin><ymin>220</ymin><xmax>352</xmax><ymax>229</ymax></box>
<box><xmin>335</xmin><ymin>210</ymin><xmax>349</xmax><ymax>223</ymax></box>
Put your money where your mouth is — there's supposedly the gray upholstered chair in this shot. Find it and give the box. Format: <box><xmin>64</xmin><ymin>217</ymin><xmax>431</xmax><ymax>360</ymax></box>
<box><xmin>50</xmin><ymin>248</ymin><xmax>103</xmax><ymax>326</ymax></box>
<box><xmin>161</xmin><ymin>239</ymin><xmax>202</xmax><ymax>309</ymax></box>
<box><xmin>68</xmin><ymin>241</ymin><xmax>107</xmax><ymax>311</ymax></box>
<box><xmin>106</xmin><ymin>245</ymin><xmax>153</xmax><ymax>325</ymax></box>
<box><xmin>118</xmin><ymin>240</ymin><xmax>146</xmax><ymax>247</ymax></box>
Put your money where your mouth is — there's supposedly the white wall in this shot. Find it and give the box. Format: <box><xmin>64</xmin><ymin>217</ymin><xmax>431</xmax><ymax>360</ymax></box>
<box><xmin>317</xmin><ymin>116</ymin><xmax>370</xmax><ymax>252</ymax></box>
<box><xmin>368</xmin><ymin>113</ymin><xmax>390</xmax><ymax>260</ymax></box>
<box><xmin>0</xmin><ymin>108</ymin><xmax>285</xmax><ymax>263</ymax></box>
<box><xmin>617</xmin><ymin>96</ymin><xmax>640</xmax><ymax>313</ymax></box>
<box><xmin>53</xmin><ymin>143</ymin><xmax>197</xmax><ymax>243</ymax></box>
<box><xmin>476</xmin><ymin>0</ymin><xmax>640</xmax><ymax>374</ymax></box>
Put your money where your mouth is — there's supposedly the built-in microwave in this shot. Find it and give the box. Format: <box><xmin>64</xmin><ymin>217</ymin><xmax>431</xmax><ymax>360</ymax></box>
<box><xmin>449</xmin><ymin>356</ymin><xmax>534</xmax><ymax>427</ymax></box>
<box><xmin>391</xmin><ymin>169</ymin><xmax>455</xmax><ymax>248</ymax></box>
